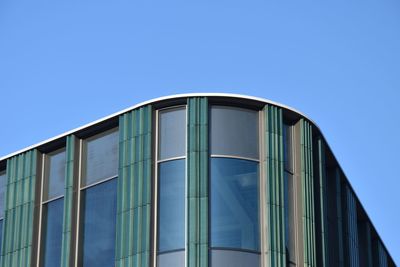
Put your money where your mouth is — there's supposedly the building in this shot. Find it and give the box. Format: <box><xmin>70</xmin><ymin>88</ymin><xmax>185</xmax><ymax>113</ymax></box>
<box><xmin>0</xmin><ymin>93</ymin><xmax>395</xmax><ymax>267</ymax></box>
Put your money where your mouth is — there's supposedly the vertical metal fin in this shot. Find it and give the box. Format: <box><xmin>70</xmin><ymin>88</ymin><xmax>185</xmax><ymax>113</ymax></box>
<box><xmin>116</xmin><ymin>105</ymin><xmax>152</xmax><ymax>267</ymax></box>
<box><xmin>300</xmin><ymin>119</ymin><xmax>316</xmax><ymax>267</ymax></box>
<box><xmin>187</xmin><ymin>97</ymin><xmax>209</xmax><ymax>267</ymax></box>
<box><xmin>1</xmin><ymin>150</ymin><xmax>38</xmax><ymax>267</ymax></box>
<box><xmin>263</xmin><ymin>104</ymin><xmax>286</xmax><ymax>267</ymax></box>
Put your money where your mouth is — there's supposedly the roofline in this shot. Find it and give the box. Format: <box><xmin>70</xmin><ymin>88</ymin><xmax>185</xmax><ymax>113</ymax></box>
<box><xmin>0</xmin><ymin>93</ymin><xmax>318</xmax><ymax>161</ymax></box>
<box><xmin>0</xmin><ymin>92</ymin><xmax>395</xmax><ymax>263</ymax></box>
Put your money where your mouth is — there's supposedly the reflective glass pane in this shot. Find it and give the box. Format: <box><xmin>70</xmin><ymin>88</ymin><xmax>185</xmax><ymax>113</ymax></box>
<box><xmin>41</xmin><ymin>198</ymin><xmax>64</xmax><ymax>267</ymax></box>
<box><xmin>158</xmin><ymin>107</ymin><xmax>186</xmax><ymax>160</ymax></box>
<box><xmin>157</xmin><ymin>251</ymin><xmax>185</xmax><ymax>267</ymax></box>
<box><xmin>283</xmin><ymin>124</ymin><xmax>293</xmax><ymax>172</ymax></box>
<box><xmin>80</xmin><ymin>179</ymin><xmax>117</xmax><ymax>267</ymax></box>
<box><xmin>158</xmin><ymin>159</ymin><xmax>185</xmax><ymax>252</ymax></box>
<box><xmin>83</xmin><ymin>130</ymin><xmax>118</xmax><ymax>186</ymax></box>
<box><xmin>211</xmin><ymin>249</ymin><xmax>260</xmax><ymax>267</ymax></box>
<box><xmin>211</xmin><ymin>106</ymin><xmax>259</xmax><ymax>159</ymax></box>
<box><xmin>0</xmin><ymin>171</ymin><xmax>6</xmax><ymax>218</ymax></box>
<box><xmin>44</xmin><ymin>149</ymin><xmax>66</xmax><ymax>200</ymax></box>
<box><xmin>211</xmin><ymin>158</ymin><xmax>259</xmax><ymax>251</ymax></box>
<box><xmin>284</xmin><ymin>171</ymin><xmax>296</xmax><ymax>263</ymax></box>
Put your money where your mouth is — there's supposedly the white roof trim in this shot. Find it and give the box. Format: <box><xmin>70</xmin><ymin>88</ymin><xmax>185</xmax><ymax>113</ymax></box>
<box><xmin>0</xmin><ymin>93</ymin><xmax>317</xmax><ymax>161</ymax></box>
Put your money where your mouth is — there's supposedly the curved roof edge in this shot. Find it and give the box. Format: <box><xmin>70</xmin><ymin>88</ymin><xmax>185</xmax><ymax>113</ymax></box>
<box><xmin>0</xmin><ymin>93</ymin><xmax>318</xmax><ymax>161</ymax></box>
<box><xmin>0</xmin><ymin>93</ymin><xmax>396</xmax><ymax>263</ymax></box>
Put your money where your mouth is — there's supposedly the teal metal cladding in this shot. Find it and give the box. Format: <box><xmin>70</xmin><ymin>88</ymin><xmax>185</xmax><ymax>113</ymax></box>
<box><xmin>343</xmin><ymin>185</ymin><xmax>359</xmax><ymax>267</ymax></box>
<box><xmin>61</xmin><ymin>135</ymin><xmax>78</xmax><ymax>267</ymax></box>
<box><xmin>1</xmin><ymin>150</ymin><xmax>38</xmax><ymax>267</ymax></box>
<box><xmin>300</xmin><ymin>119</ymin><xmax>316</xmax><ymax>267</ymax></box>
<box><xmin>315</xmin><ymin>137</ymin><xmax>329</xmax><ymax>267</ymax></box>
<box><xmin>116</xmin><ymin>106</ymin><xmax>152</xmax><ymax>267</ymax></box>
<box><xmin>187</xmin><ymin>97</ymin><xmax>209</xmax><ymax>267</ymax></box>
<box><xmin>263</xmin><ymin>104</ymin><xmax>286</xmax><ymax>266</ymax></box>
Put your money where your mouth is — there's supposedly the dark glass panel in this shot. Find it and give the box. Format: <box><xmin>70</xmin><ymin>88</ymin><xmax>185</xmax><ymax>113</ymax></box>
<box><xmin>211</xmin><ymin>158</ymin><xmax>259</xmax><ymax>251</ymax></box>
<box><xmin>83</xmin><ymin>130</ymin><xmax>119</xmax><ymax>186</ymax></box>
<box><xmin>41</xmin><ymin>198</ymin><xmax>64</xmax><ymax>267</ymax></box>
<box><xmin>211</xmin><ymin>249</ymin><xmax>260</xmax><ymax>267</ymax></box>
<box><xmin>157</xmin><ymin>251</ymin><xmax>185</xmax><ymax>267</ymax></box>
<box><xmin>158</xmin><ymin>107</ymin><xmax>186</xmax><ymax>160</ymax></box>
<box><xmin>283</xmin><ymin>123</ymin><xmax>293</xmax><ymax>173</ymax></box>
<box><xmin>158</xmin><ymin>159</ymin><xmax>185</xmax><ymax>253</ymax></box>
<box><xmin>211</xmin><ymin>106</ymin><xmax>259</xmax><ymax>159</ymax></box>
<box><xmin>284</xmin><ymin>171</ymin><xmax>296</xmax><ymax>264</ymax></box>
<box><xmin>44</xmin><ymin>149</ymin><xmax>66</xmax><ymax>200</ymax></box>
<box><xmin>80</xmin><ymin>179</ymin><xmax>117</xmax><ymax>267</ymax></box>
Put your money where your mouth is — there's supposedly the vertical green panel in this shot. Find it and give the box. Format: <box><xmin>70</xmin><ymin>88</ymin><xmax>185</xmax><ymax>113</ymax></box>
<box><xmin>116</xmin><ymin>105</ymin><xmax>152</xmax><ymax>267</ymax></box>
<box><xmin>187</xmin><ymin>97</ymin><xmax>208</xmax><ymax>267</ymax></box>
<box><xmin>316</xmin><ymin>137</ymin><xmax>329</xmax><ymax>267</ymax></box>
<box><xmin>343</xmin><ymin>185</ymin><xmax>359</xmax><ymax>267</ymax></box>
<box><xmin>300</xmin><ymin>119</ymin><xmax>316</xmax><ymax>267</ymax></box>
<box><xmin>61</xmin><ymin>135</ymin><xmax>77</xmax><ymax>267</ymax></box>
<box><xmin>1</xmin><ymin>150</ymin><xmax>38</xmax><ymax>267</ymax></box>
<box><xmin>263</xmin><ymin>104</ymin><xmax>286</xmax><ymax>267</ymax></box>
<box><xmin>334</xmin><ymin>169</ymin><xmax>344</xmax><ymax>267</ymax></box>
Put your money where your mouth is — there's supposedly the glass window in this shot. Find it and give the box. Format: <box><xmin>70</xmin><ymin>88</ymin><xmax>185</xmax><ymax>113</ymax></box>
<box><xmin>211</xmin><ymin>158</ymin><xmax>259</xmax><ymax>251</ymax></box>
<box><xmin>0</xmin><ymin>171</ymin><xmax>6</xmax><ymax>218</ymax></box>
<box><xmin>158</xmin><ymin>107</ymin><xmax>186</xmax><ymax>160</ymax></box>
<box><xmin>41</xmin><ymin>198</ymin><xmax>64</xmax><ymax>267</ymax></box>
<box><xmin>158</xmin><ymin>159</ymin><xmax>185</xmax><ymax>253</ymax></box>
<box><xmin>283</xmin><ymin>123</ymin><xmax>296</xmax><ymax>265</ymax></box>
<box><xmin>211</xmin><ymin>250</ymin><xmax>260</xmax><ymax>267</ymax></box>
<box><xmin>211</xmin><ymin>106</ymin><xmax>259</xmax><ymax>159</ymax></box>
<box><xmin>157</xmin><ymin>251</ymin><xmax>185</xmax><ymax>267</ymax></box>
<box><xmin>283</xmin><ymin>124</ymin><xmax>293</xmax><ymax>173</ymax></box>
<box><xmin>80</xmin><ymin>179</ymin><xmax>117</xmax><ymax>267</ymax></box>
<box><xmin>44</xmin><ymin>149</ymin><xmax>66</xmax><ymax>200</ymax></box>
<box><xmin>82</xmin><ymin>129</ymin><xmax>119</xmax><ymax>186</ymax></box>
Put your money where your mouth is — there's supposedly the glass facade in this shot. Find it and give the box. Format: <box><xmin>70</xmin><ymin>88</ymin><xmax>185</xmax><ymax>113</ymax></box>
<box><xmin>40</xmin><ymin>148</ymin><xmax>66</xmax><ymax>267</ymax></box>
<box><xmin>41</xmin><ymin>199</ymin><xmax>64</xmax><ymax>267</ymax></box>
<box><xmin>0</xmin><ymin>96</ymin><xmax>394</xmax><ymax>267</ymax></box>
<box><xmin>82</xmin><ymin>129</ymin><xmax>119</xmax><ymax>186</ymax></box>
<box><xmin>44</xmin><ymin>149</ymin><xmax>66</xmax><ymax>200</ymax></box>
<box><xmin>157</xmin><ymin>107</ymin><xmax>186</xmax><ymax>267</ymax></box>
<box><xmin>283</xmin><ymin>123</ymin><xmax>296</xmax><ymax>265</ymax></box>
<box><xmin>210</xmin><ymin>106</ymin><xmax>260</xmax><ymax>266</ymax></box>
<box><xmin>79</xmin><ymin>129</ymin><xmax>119</xmax><ymax>267</ymax></box>
<box><xmin>211</xmin><ymin>158</ymin><xmax>259</xmax><ymax>251</ymax></box>
<box><xmin>158</xmin><ymin>160</ymin><xmax>185</xmax><ymax>252</ymax></box>
<box><xmin>158</xmin><ymin>107</ymin><xmax>186</xmax><ymax>160</ymax></box>
<box><xmin>210</xmin><ymin>106</ymin><xmax>259</xmax><ymax>159</ymax></box>
<box><xmin>80</xmin><ymin>179</ymin><xmax>117</xmax><ymax>267</ymax></box>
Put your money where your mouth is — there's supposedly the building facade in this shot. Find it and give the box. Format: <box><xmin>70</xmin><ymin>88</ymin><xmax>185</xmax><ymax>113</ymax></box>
<box><xmin>0</xmin><ymin>94</ymin><xmax>395</xmax><ymax>267</ymax></box>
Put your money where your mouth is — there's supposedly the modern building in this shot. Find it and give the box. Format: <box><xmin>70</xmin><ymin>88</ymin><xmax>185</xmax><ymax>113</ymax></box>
<box><xmin>0</xmin><ymin>93</ymin><xmax>395</xmax><ymax>267</ymax></box>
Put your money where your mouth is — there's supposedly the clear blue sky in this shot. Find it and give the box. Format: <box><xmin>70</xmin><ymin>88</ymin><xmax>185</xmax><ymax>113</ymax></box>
<box><xmin>1</xmin><ymin>0</ymin><xmax>399</xmax><ymax>262</ymax></box>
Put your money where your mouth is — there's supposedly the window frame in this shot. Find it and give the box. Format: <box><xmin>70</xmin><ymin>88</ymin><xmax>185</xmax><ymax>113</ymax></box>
<box><xmin>209</xmin><ymin>105</ymin><xmax>262</xmax><ymax>260</ymax></box>
<box><xmin>80</xmin><ymin>128</ymin><xmax>119</xmax><ymax>188</ymax></box>
<box><xmin>75</xmin><ymin>127</ymin><xmax>119</xmax><ymax>267</ymax></box>
<box><xmin>283</xmin><ymin>122</ymin><xmax>297</xmax><ymax>266</ymax></box>
<box><xmin>37</xmin><ymin>147</ymin><xmax>67</xmax><ymax>267</ymax></box>
<box><xmin>154</xmin><ymin>105</ymin><xmax>188</xmax><ymax>267</ymax></box>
